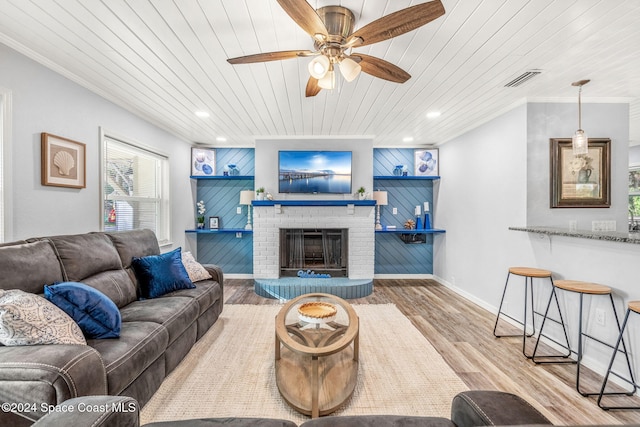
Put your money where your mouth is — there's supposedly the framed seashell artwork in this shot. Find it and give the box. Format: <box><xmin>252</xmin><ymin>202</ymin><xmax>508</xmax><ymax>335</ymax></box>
<box><xmin>41</xmin><ymin>133</ymin><xmax>86</xmax><ymax>188</ymax></box>
<box><xmin>191</xmin><ymin>147</ymin><xmax>216</xmax><ymax>176</ymax></box>
<box><xmin>414</xmin><ymin>148</ymin><xmax>438</xmax><ymax>177</ymax></box>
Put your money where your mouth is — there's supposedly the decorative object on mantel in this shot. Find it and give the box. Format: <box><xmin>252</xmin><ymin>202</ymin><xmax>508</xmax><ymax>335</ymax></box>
<box><xmin>239</xmin><ymin>190</ymin><xmax>254</xmax><ymax>230</ymax></box>
<box><xmin>196</xmin><ymin>200</ymin><xmax>206</xmax><ymax>229</ymax></box>
<box><xmin>415</xmin><ymin>205</ymin><xmax>422</xmax><ymax>229</ymax></box>
<box><xmin>256</xmin><ymin>187</ymin><xmax>265</xmax><ymax>200</ymax></box>
<box><xmin>415</xmin><ymin>148</ymin><xmax>439</xmax><ymax>176</ymax></box>
<box><xmin>423</xmin><ymin>201</ymin><xmax>431</xmax><ymax>229</ymax></box>
<box><xmin>550</xmin><ymin>137</ymin><xmax>610</xmax><ymax>208</ymax></box>
<box><xmin>225</xmin><ymin>164</ymin><xmax>240</xmax><ymax>176</ymax></box>
<box><xmin>372</xmin><ymin>191</ymin><xmax>388</xmax><ymax>230</ymax></box>
<box><xmin>404</xmin><ymin>218</ymin><xmax>416</xmax><ymax>229</ymax></box>
<box><xmin>41</xmin><ymin>132</ymin><xmax>86</xmax><ymax>189</ymax></box>
<box><xmin>297</xmin><ymin>269</ymin><xmax>331</xmax><ymax>279</ymax></box>
<box><xmin>357</xmin><ymin>186</ymin><xmax>366</xmax><ymax>200</ymax></box>
<box><xmin>571</xmin><ymin>79</ymin><xmax>590</xmax><ymax>156</ymax></box>
<box><xmin>191</xmin><ymin>147</ymin><xmax>215</xmax><ymax>176</ymax></box>
<box><xmin>393</xmin><ymin>165</ymin><xmax>407</xmax><ymax>176</ymax></box>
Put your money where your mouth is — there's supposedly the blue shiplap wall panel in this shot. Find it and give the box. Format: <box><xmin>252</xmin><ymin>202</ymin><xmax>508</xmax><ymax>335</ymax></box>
<box><xmin>216</xmin><ymin>148</ymin><xmax>255</xmax><ymax>176</ymax></box>
<box><xmin>373</xmin><ymin>148</ymin><xmax>436</xmax><ymax>275</ymax></box>
<box><xmin>195</xmin><ymin>148</ymin><xmax>255</xmax><ymax>273</ymax></box>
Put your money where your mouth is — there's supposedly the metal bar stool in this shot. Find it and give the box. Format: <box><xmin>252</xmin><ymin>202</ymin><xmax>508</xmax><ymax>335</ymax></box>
<box><xmin>532</xmin><ymin>280</ymin><xmax>633</xmax><ymax>396</ymax></box>
<box><xmin>493</xmin><ymin>267</ymin><xmax>567</xmax><ymax>359</ymax></box>
<box><xmin>598</xmin><ymin>301</ymin><xmax>640</xmax><ymax>410</ymax></box>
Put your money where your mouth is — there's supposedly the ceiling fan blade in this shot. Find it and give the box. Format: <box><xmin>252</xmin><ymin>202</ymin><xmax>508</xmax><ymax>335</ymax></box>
<box><xmin>347</xmin><ymin>0</ymin><xmax>445</xmax><ymax>47</ymax></box>
<box><xmin>351</xmin><ymin>54</ymin><xmax>411</xmax><ymax>83</ymax></box>
<box><xmin>227</xmin><ymin>50</ymin><xmax>314</xmax><ymax>64</ymax></box>
<box><xmin>277</xmin><ymin>0</ymin><xmax>328</xmax><ymax>41</ymax></box>
<box><xmin>305</xmin><ymin>77</ymin><xmax>322</xmax><ymax>97</ymax></box>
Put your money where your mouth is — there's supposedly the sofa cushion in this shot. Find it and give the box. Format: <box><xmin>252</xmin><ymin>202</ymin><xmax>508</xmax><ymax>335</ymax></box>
<box><xmin>451</xmin><ymin>390</ymin><xmax>551</xmax><ymax>427</ymax></box>
<box><xmin>87</xmin><ymin>321</ymin><xmax>169</xmax><ymax>396</ymax></box>
<box><xmin>119</xmin><ymin>297</ymin><xmax>199</xmax><ymax>345</ymax></box>
<box><xmin>47</xmin><ymin>234</ymin><xmax>137</xmax><ymax>308</ymax></box>
<box><xmin>181</xmin><ymin>251</ymin><xmax>212</xmax><ymax>282</ymax></box>
<box><xmin>300</xmin><ymin>416</ymin><xmax>456</xmax><ymax>427</ymax></box>
<box><xmin>132</xmin><ymin>248</ymin><xmax>195</xmax><ymax>299</ymax></box>
<box><xmin>163</xmin><ymin>280</ymin><xmax>221</xmax><ymax>316</ymax></box>
<box><xmin>105</xmin><ymin>229</ymin><xmax>160</xmax><ymax>269</ymax></box>
<box><xmin>0</xmin><ymin>240</ymin><xmax>63</xmax><ymax>293</ymax></box>
<box><xmin>44</xmin><ymin>282</ymin><xmax>121</xmax><ymax>339</ymax></box>
<box><xmin>0</xmin><ymin>290</ymin><xmax>86</xmax><ymax>346</ymax></box>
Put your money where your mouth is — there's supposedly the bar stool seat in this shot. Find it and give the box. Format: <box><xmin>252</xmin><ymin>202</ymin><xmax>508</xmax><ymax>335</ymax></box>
<box><xmin>493</xmin><ymin>267</ymin><xmax>564</xmax><ymax>359</ymax></box>
<box><xmin>598</xmin><ymin>301</ymin><xmax>639</xmax><ymax>410</ymax></box>
<box><xmin>532</xmin><ymin>280</ymin><xmax>632</xmax><ymax>397</ymax></box>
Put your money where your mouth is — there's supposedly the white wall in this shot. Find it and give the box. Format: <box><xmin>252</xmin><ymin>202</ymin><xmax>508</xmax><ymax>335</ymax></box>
<box><xmin>254</xmin><ymin>137</ymin><xmax>373</xmax><ymax>199</ymax></box>
<box><xmin>434</xmin><ymin>104</ymin><xmax>531</xmax><ymax>309</ymax></box>
<box><xmin>0</xmin><ymin>43</ymin><xmax>193</xmax><ymax>248</ymax></box>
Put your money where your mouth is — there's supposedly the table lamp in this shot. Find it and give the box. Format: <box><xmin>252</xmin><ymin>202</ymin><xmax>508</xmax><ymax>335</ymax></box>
<box><xmin>372</xmin><ymin>191</ymin><xmax>388</xmax><ymax>230</ymax></box>
<box><xmin>239</xmin><ymin>190</ymin><xmax>254</xmax><ymax>230</ymax></box>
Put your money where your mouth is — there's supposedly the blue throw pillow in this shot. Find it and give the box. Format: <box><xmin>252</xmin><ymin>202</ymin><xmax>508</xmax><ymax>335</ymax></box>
<box><xmin>131</xmin><ymin>247</ymin><xmax>195</xmax><ymax>299</ymax></box>
<box><xmin>44</xmin><ymin>282</ymin><xmax>121</xmax><ymax>339</ymax></box>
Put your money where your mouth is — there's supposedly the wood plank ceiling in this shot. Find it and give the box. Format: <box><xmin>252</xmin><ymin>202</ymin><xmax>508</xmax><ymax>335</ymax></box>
<box><xmin>0</xmin><ymin>0</ymin><xmax>639</xmax><ymax>147</ymax></box>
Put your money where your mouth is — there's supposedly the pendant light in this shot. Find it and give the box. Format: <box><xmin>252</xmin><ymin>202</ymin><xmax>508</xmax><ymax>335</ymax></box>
<box><xmin>572</xmin><ymin>79</ymin><xmax>590</xmax><ymax>156</ymax></box>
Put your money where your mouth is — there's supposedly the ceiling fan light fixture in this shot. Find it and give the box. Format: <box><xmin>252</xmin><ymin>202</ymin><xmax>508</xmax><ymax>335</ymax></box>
<box><xmin>318</xmin><ymin>68</ymin><xmax>335</xmax><ymax>90</ymax></box>
<box><xmin>308</xmin><ymin>56</ymin><xmax>330</xmax><ymax>79</ymax></box>
<box><xmin>571</xmin><ymin>79</ymin><xmax>590</xmax><ymax>156</ymax></box>
<box><xmin>339</xmin><ymin>57</ymin><xmax>361</xmax><ymax>82</ymax></box>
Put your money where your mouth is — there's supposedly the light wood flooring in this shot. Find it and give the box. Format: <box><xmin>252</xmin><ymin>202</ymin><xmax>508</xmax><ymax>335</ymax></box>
<box><xmin>224</xmin><ymin>278</ymin><xmax>640</xmax><ymax>425</ymax></box>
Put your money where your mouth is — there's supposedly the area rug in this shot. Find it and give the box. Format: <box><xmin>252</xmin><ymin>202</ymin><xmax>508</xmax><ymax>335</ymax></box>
<box><xmin>141</xmin><ymin>304</ymin><xmax>468</xmax><ymax>424</ymax></box>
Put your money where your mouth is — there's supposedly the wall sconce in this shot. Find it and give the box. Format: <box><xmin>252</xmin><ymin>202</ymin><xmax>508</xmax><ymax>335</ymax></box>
<box><xmin>373</xmin><ymin>191</ymin><xmax>388</xmax><ymax>230</ymax></box>
<box><xmin>572</xmin><ymin>79</ymin><xmax>590</xmax><ymax>156</ymax></box>
<box><xmin>239</xmin><ymin>190</ymin><xmax>254</xmax><ymax>230</ymax></box>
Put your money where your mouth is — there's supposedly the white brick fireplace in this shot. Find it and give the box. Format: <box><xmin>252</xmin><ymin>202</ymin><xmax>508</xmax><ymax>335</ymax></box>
<box><xmin>252</xmin><ymin>201</ymin><xmax>375</xmax><ymax>279</ymax></box>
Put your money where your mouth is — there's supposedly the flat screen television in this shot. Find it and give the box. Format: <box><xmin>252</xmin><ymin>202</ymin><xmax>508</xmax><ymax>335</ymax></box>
<box><xmin>278</xmin><ymin>151</ymin><xmax>352</xmax><ymax>194</ymax></box>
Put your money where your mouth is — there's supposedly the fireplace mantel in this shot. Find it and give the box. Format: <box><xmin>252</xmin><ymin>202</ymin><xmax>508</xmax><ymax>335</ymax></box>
<box><xmin>252</xmin><ymin>200</ymin><xmax>375</xmax><ymax>207</ymax></box>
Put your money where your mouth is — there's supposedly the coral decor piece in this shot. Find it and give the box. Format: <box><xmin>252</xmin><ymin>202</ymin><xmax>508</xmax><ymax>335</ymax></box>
<box><xmin>404</xmin><ymin>219</ymin><xmax>416</xmax><ymax>229</ymax></box>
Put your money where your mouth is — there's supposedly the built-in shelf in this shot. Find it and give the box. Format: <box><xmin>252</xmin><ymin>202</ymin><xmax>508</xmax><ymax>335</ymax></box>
<box><xmin>375</xmin><ymin>228</ymin><xmax>446</xmax><ymax>234</ymax></box>
<box><xmin>185</xmin><ymin>228</ymin><xmax>253</xmax><ymax>234</ymax></box>
<box><xmin>373</xmin><ymin>176</ymin><xmax>440</xmax><ymax>180</ymax></box>
<box><xmin>252</xmin><ymin>200</ymin><xmax>376</xmax><ymax>207</ymax></box>
<box><xmin>189</xmin><ymin>175</ymin><xmax>254</xmax><ymax>180</ymax></box>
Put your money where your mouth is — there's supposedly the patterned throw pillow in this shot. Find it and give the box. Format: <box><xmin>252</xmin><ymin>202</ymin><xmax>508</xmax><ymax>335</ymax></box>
<box><xmin>0</xmin><ymin>289</ymin><xmax>86</xmax><ymax>346</ymax></box>
<box><xmin>181</xmin><ymin>251</ymin><xmax>212</xmax><ymax>282</ymax></box>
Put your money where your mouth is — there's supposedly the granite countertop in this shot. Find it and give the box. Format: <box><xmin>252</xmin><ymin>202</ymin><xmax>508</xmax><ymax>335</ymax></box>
<box><xmin>509</xmin><ymin>226</ymin><xmax>640</xmax><ymax>245</ymax></box>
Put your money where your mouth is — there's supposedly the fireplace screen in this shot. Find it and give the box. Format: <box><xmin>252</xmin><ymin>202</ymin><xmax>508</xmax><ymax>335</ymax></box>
<box><xmin>280</xmin><ymin>229</ymin><xmax>348</xmax><ymax>277</ymax></box>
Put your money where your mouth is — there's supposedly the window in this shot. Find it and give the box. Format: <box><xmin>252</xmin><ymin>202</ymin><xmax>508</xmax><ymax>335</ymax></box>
<box><xmin>101</xmin><ymin>130</ymin><xmax>170</xmax><ymax>245</ymax></box>
<box><xmin>630</xmin><ymin>165</ymin><xmax>640</xmax><ymax>232</ymax></box>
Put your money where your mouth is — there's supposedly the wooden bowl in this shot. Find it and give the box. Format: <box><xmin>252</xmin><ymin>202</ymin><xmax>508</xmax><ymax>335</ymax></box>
<box><xmin>298</xmin><ymin>302</ymin><xmax>337</xmax><ymax>324</ymax></box>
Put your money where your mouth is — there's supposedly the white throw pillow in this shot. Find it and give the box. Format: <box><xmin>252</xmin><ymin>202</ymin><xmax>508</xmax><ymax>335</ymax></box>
<box><xmin>181</xmin><ymin>251</ymin><xmax>212</xmax><ymax>282</ymax></box>
<box><xmin>0</xmin><ymin>289</ymin><xmax>86</xmax><ymax>346</ymax></box>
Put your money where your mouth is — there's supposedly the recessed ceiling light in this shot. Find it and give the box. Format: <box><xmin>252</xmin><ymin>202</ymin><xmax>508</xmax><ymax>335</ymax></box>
<box><xmin>402</xmin><ymin>136</ymin><xmax>414</xmax><ymax>143</ymax></box>
<box><xmin>195</xmin><ymin>111</ymin><xmax>210</xmax><ymax>118</ymax></box>
<box><xmin>426</xmin><ymin>111</ymin><xmax>441</xmax><ymax>119</ymax></box>
<box><xmin>216</xmin><ymin>136</ymin><xmax>227</xmax><ymax>142</ymax></box>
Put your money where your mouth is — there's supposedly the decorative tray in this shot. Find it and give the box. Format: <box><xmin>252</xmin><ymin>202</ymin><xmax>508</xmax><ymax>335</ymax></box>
<box><xmin>298</xmin><ymin>302</ymin><xmax>337</xmax><ymax>324</ymax></box>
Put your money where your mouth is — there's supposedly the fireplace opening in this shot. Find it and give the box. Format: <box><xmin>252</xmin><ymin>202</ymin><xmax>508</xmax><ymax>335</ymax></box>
<box><xmin>280</xmin><ymin>229</ymin><xmax>348</xmax><ymax>277</ymax></box>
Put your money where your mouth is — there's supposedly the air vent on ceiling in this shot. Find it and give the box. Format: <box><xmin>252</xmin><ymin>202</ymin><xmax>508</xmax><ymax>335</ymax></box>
<box><xmin>504</xmin><ymin>70</ymin><xmax>542</xmax><ymax>87</ymax></box>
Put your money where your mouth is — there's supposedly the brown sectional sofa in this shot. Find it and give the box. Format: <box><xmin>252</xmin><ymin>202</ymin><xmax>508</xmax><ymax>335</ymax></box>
<box><xmin>0</xmin><ymin>229</ymin><xmax>223</xmax><ymax>426</ymax></box>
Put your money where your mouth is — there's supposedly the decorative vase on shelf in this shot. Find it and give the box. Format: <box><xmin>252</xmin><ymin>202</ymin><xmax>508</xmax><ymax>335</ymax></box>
<box><xmin>393</xmin><ymin>165</ymin><xmax>405</xmax><ymax>176</ymax></box>
<box><xmin>197</xmin><ymin>216</ymin><xmax>205</xmax><ymax>229</ymax></box>
<box><xmin>226</xmin><ymin>164</ymin><xmax>240</xmax><ymax>176</ymax></box>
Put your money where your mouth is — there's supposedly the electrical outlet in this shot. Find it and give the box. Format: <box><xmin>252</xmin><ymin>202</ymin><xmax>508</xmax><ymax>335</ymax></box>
<box><xmin>237</xmin><ymin>206</ymin><xmax>242</xmax><ymax>214</ymax></box>
<box><xmin>392</xmin><ymin>207</ymin><xmax>398</xmax><ymax>215</ymax></box>
<box><xmin>236</xmin><ymin>232</ymin><xmax>242</xmax><ymax>238</ymax></box>
<box><xmin>596</xmin><ymin>308</ymin><xmax>606</xmax><ymax>326</ymax></box>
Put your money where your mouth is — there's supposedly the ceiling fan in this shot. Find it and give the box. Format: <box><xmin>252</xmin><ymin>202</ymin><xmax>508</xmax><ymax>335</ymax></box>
<box><xmin>227</xmin><ymin>0</ymin><xmax>445</xmax><ymax>97</ymax></box>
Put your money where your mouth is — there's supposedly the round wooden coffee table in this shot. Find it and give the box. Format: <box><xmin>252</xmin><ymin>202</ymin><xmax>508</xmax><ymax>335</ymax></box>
<box><xmin>275</xmin><ymin>293</ymin><xmax>359</xmax><ymax>418</ymax></box>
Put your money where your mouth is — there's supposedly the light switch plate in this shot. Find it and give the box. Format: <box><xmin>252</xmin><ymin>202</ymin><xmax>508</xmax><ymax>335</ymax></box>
<box><xmin>237</xmin><ymin>206</ymin><xmax>242</xmax><ymax>214</ymax></box>
<box><xmin>392</xmin><ymin>207</ymin><xmax>398</xmax><ymax>215</ymax></box>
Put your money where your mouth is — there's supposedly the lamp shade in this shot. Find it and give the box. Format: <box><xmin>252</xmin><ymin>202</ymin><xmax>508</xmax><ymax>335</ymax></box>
<box><xmin>239</xmin><ymin>190</ymin><xmax>254</xmax><ymax>205</ymax></box>
<box><xmin>318</xmin><ymin>68</ymin><xmax>335</xmax><ymax>90</ymax></box>
<box><xmin>373</xmin><ymin>191</ymin><xmax>388</xmax><ymax>205</ymax></box>
<box><xmin>339</xmin><ymin>57</ymin><xmax>362</xmax><ymax>82</ymax></box>
<box><xmin>572</xmin><ymin>129</ymin><xmax>589</xmax><ymax>156</ymax></box>
<box><xmin>308</xmin><ymin>56</ymin><xmax>330</xmax><ymax>79</ymax></box>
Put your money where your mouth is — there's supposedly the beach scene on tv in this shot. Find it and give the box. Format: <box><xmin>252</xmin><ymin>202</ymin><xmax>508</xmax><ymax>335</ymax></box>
<box><xmin>278</xmin><ymin>151</ymin><xmax>352</xmax><ymax>194</ymax></box>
